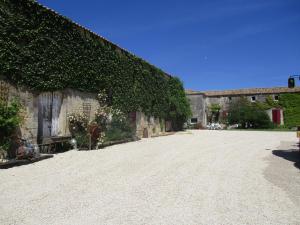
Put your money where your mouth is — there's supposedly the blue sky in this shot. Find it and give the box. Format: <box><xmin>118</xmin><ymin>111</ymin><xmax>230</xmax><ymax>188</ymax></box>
<box><xmin>37</xmin><ymin>0</ymin><xmax>300</xmax><ymax>91</ymax></box>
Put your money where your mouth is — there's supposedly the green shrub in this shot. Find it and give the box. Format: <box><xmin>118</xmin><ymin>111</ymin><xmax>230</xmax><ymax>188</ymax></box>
<box><xmin>104</xmin><ymin>115</ymin><xmax>133</xmax><ymax>142</ymax></box>
<box><xmin>227</xmin><ymin>97</ymin><xmax>272</xmax><ymax>129</ymax></box>
<box><xmin>67</xmin><ymin>113</ymin><xmax>88</xmax><ymax>135</ymax></box>
<box><xmin>74</xmin><ymin>132</ymin><xmax>90</xmax><ymax>149</ymax></box>
<box><xmin>166</xmin><ymin>77</ymin><xmax>192</xmax><ymax>130</ymax></box>
<box><xmin>0</xmin><ymin>98</ymin><xmax>22</xmax><ymax>151</ymax></box>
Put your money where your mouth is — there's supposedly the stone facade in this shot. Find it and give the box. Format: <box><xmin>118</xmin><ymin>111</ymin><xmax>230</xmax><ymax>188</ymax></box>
<box><xmin>135</xmin><ymin>112</ymin><xmax>165</xmax><ymax>138</ymax></box>
<box><xmin>186</xmin><ymin>87</ymin><xmax>300</xmax><ymax>126</ymax></box>
<box><xmin>53</xmin><ymin>89</ymin><xmax>100</xmax><ymax>137</ymax></box>
<box><xmin>5</xmin><ymin>81</ymin><xmax>39</xmax><ymax>143</ymax></box>
<box><xmin>1</xmin><ymin>80</ymin><xmax>165</xmax><ymax>143</ymax></box>
<box><xmin>3</xmin><ymin>81</ymin><xmax>101</xmax><ymax>143</ymax></box>
<box><xmin>188</xmin><ymin>94</ymin><xmax>206</xmax><ymax>126</ymax></box>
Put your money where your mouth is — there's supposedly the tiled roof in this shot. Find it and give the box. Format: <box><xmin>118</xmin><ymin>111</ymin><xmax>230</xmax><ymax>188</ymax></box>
<box><xmin>186</xmin><ymin>87</ymin><xmax>300</xmax><ymax>96</ymax></box>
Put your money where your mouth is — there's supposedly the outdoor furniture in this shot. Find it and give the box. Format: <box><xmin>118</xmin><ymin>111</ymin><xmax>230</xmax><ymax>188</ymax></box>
<box><xmin>39</xmin><ymin>136</ymin><xmax>72</xmax><ymax>153</ymax></box>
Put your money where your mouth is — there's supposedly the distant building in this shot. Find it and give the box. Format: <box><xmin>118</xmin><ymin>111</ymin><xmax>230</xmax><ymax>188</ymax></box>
<box><xmin>186</xmin><ymin>87</ymin><xmax>300</xmax><ymax>126</ymax></box>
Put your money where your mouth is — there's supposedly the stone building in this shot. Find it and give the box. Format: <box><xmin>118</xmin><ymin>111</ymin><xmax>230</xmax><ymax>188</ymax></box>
<box><xmin>186</xmin><ymin>87</ymin><xmax>300</xmax><ymax>127</ymax></box>
<box><xmin>0</xmin><ymin>0</ymin><xmax>177</xmax><ymax>146</ymax></box>
<box><xmin>0</xmin><ymin>80</ymin><xmax>165</xmax><ymax>144</ymax></box>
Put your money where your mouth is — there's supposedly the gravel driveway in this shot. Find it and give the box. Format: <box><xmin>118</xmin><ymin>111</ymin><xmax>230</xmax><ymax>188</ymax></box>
<box><xmin>0</xmin><ymin>130</ymin><xmax>299</xmax><ymax>225</ymax></box>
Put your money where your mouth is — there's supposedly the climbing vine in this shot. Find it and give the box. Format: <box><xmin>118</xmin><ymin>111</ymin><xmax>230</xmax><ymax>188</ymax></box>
<box><xmin>0</xmin><ymin>0</ymin><xmax>191</xmax><ymax>125</ymax></box>
<box><xmin>252</xmin><ymin>94</ymin><xmax>300</xmax><ymax>127</ymax></box>
<box><xmin>253</xmin><ymin>95</ymin><xmax>279</xmax><ymax>110</ymax></box>
<box><xmin>279</xmin><ymin>93</ymin><xmax>300</xmax><ymax>127</ymax></box>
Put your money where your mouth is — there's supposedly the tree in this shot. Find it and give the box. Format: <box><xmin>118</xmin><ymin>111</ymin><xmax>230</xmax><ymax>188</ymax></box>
<box><xmin>167</xmin><ymin>77</ymin><xmax>192</xmax><ymax>130</ymax></box>
<box><xmin>227</xmin><ymin>97</ymin><xmax>272</xmax><ymax>129</ymax></box>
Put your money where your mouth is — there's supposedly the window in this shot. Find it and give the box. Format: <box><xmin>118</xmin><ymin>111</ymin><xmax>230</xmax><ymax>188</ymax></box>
<box><xmin>274</xmin><ymin>95</ymin><xmax>279</xmax><ymax>101</ymax></box>
<box><xmin>228</xmin><ymin>96</ymin><xmax>232</xmax><ymax>101</ymax></box>
<box><xmin>191</xmin><ymin>118</ymin><xmax>198</xmax><ymax>123</ymax></box>
<box><xmin>251</xmin><ymin>96</ymin><xmax>256</xmax><ymax>102</ymax></box>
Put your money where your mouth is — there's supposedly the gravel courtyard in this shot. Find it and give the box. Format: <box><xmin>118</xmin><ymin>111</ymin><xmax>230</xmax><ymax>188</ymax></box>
<box><xmin>0</xmin><ymin>130</ymin><xmax>299</xmax><ymax>225</ymax></box>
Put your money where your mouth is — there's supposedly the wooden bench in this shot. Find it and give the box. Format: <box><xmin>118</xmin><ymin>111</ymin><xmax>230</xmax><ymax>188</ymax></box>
<box><xmin>39</xmin><ymin>136</ymin><xmax>72</xmax><ymax>153</ymax></box>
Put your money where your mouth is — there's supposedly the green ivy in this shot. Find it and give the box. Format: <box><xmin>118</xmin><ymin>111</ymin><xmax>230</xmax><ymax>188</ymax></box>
<box><xmin>0</xmin><ymin>0</ymin><xmax>191</xmax><ymax>125</ymax></box>
<box><xmin>252</xmin><ymin>93</ymin><xmax>300</xmax><ymax>127</ymax></box>
<box><xmin>209</xmin><ymin>104</ymin><xmax>221</xmax><ymax>113</ymax></box>
<box><xmin>254</xmin><ymin>95</ymin><xmax>279</xmax><ymax>110</ymax></box>
<box><xmin>166</xmin><ymin>77</ymin><xmax>192</xmax><ymax>130</ymax></box>
<box><xmin>279</xmin><ymin>93</ymin><xmax>300</xmax><ymax>127</ymax></box>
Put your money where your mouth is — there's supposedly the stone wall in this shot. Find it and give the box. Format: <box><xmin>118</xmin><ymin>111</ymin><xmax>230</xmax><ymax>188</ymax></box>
<box><xmin>2</xmin><ymin>80</ymin><xmax>100</xmax><ymax>142</ymax></box>
<box><xmin>206</xmin><ymin>96</ymin><xmax>231</xmax><ymax>111</ymax></box>
<box><xmin>35</xmin><ymin>89</ymin><xmax>100</xmax><ymax>140</ymax></box>
<box><xmin>3</xmin><ymin>81</ymin><xmax>39</xmax><ymax>143</ymax></box>
<box><xmin>187</xmin><ymin>93</ymin><xmax>282</xmax><ymax>126</ymax></box>
<box><xmin>56</xmin><ymin>89</ymin><xmax>100</xmax><ymax>136</ymax></box>
<box><xmin>135</xmin><ymin>112</ymin><xmax>165</xmax><ymax>138</ymax></box>
<box><xmin>1</xmin><ymin>80</ymin><xmax>166</xmax><ymax>143</ymax></box>
<box><xmin>186</xmin><ymin>94</ymin><xmax>206</xmax><ymax>125</ymax></box>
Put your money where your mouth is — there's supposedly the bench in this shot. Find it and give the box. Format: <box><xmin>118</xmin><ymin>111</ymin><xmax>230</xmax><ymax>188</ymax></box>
<box><xmin>39</xmin><ymin>136</ymin><xmax>72</xmax><ymax>153</ymax></box>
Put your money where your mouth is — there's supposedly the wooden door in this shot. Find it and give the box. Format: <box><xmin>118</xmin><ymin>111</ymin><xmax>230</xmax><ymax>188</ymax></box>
<box><xmin>38</xmin><ymin>92</ymin><xmax>62</xmax><ymax>139</ymax></box>
<box><xmin>38</xmin><ymin>92</ymin><xmax>52</xmax><ymax>138</ymax></box>
<box><xmin>272</xmin><ymin>109</ymin><xmax>281</xmax><ymax>125</ymax></box>
<box><xmin>51</xmin><ymin>92</ymin><xmax>62</xmax><ymax>136</ymax></box>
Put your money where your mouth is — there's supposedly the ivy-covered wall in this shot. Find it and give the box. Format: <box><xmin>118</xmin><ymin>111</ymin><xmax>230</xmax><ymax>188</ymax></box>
<box><xmin>254</xmin><ymin>94</ymin><xmax>300</xmax><ymax>127</ymax></box>
<box><xmin>279</xmin><ymin>93</ymin><xmax>300</xmax><ymax>127</ymax></box>
<box><xmin>0</xmin><ymin>0</ymin><xmax>191</xmax><ymax>123</ymax></box>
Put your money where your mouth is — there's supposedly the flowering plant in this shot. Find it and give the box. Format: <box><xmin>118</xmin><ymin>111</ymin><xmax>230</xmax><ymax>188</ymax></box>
<box><xmin>67</xmin><ymin>112</ymin><xmax>88</xmax><ymax>134</ymax></box>
<box><xmin>97</xmin><ymin>132</ymin><xmax>106</xmax><ymax>144</ymax></box>
<box><xmin>111</xmin><ymin>108</ymin><xmax>126</xmax><ymax>122</ymax></box>
<box><xmin>95</xmin><ymin>106</ymin><xmax>112</xmax><ymax>127</ymax></box>
<box><xmin>97</xmin><ymin>90</ymin><xmax>107</xmax><ymax>106</ymax></box>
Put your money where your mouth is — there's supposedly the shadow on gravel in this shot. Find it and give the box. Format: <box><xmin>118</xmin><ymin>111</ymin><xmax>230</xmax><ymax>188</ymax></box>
<box><xmin>272</xmin><ymin>149</ymin><xmax>300</xmax><ymax>170</ymax></box>
<box><xmin>263</xmin><ymin>141</ymin><xmax>300</xmax><ymax>207</ymax></box>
